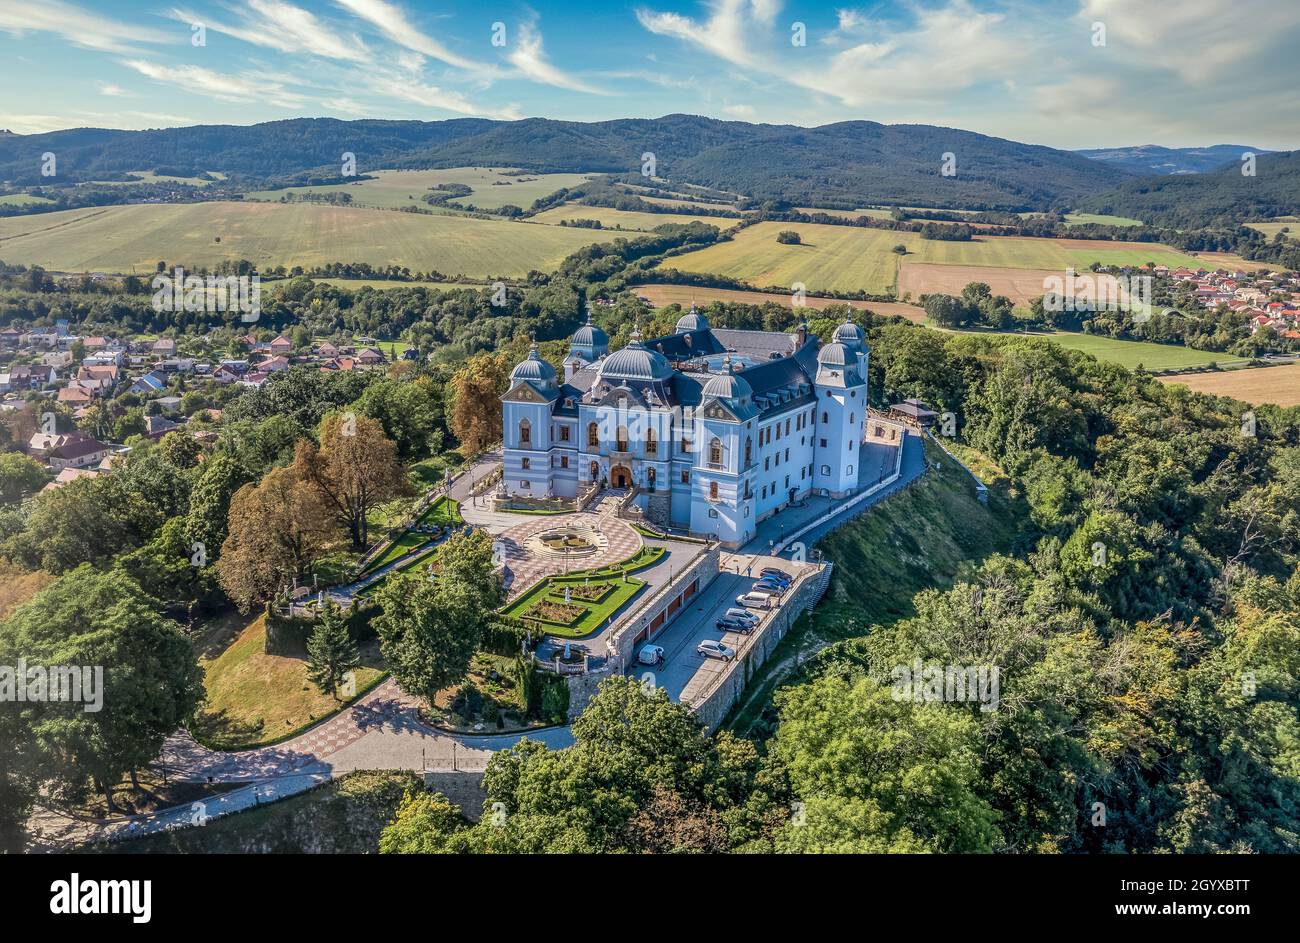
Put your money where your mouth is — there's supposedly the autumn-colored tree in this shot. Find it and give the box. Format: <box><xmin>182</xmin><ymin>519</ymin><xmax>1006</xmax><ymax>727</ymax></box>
<box><xmin>217</xmin><ymin>464</ymin><xmax>335</xmax><ymax>610</ymax></box>
<box><xmin>295</xmin><ymin>413</ymin><xmax>410</xmax><ymax>550</ymax></box>
<box><xmin>447</xmin><ymin>351</ymin><xmax>510</xmax><ymax>457</ymax></box>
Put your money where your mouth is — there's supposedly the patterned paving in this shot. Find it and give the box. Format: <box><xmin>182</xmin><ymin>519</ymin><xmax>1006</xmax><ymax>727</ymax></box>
<box><xmin>158</xmin><ymin>679</ymin><xmax>420</xmax><ymax>782</ymax></box>
<box><xmin>497</xmin><ymin>511</ymin><xmax>642</xmax><ymax>600</ymax></box>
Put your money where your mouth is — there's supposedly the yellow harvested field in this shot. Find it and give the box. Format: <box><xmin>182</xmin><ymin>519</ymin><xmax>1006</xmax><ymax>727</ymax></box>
<box><xmin>1158</xmin><ymin>364</ymin><xmax>1300</xmax><ymax>408</ymax></box>
<box><xmin>631</xmin><ymin>283</ymin><xmax>925</xmax><ymax>321</ymax></box>
<box><xmin>666</xmin><ymin>221</ymin><xmax>1221</xmax><ymax>294</ymax></box>
<box><xmin>529</xmin><ymin>203</ymin><xmax>740</xmax><ymax>232</ymax></box>
<box><xmin>898</xmin><ymin>263</ymin><xmax>1142</xmax><ymax>307</ymax></box>
<box><xmin>245</xmin><ymin>167</ymin><xmax>593</xmax><ymax>211</ymax></box>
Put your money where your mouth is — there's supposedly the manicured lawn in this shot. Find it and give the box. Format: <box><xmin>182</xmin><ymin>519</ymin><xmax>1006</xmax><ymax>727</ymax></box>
<box><xmin>362</xmin><ymin>530</ymin><xmax>433</xmax><ymax>574</ymax></box>
<box><xmin>502</xmin><ymin>572</ymin><xmax>646</xmax><ymax>638</ymax></box>
<box><xmin>190</xmin><ymin>612</ymin><xmax>385</xmax><ymax>751</ymax></box>
<box><xmin>416</xmin><ymin>495</ymin><xmax>462</xmax><ymax>527</ymax></box>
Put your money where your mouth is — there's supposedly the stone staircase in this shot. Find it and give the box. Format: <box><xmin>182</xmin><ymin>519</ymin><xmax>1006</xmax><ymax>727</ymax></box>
<box><xmin>589</xmin><ymin>488</ymin><xmax>628</xmax><ymax>516</ymax></box>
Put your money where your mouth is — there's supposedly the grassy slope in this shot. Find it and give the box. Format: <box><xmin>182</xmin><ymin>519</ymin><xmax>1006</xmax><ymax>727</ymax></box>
<box><xmin>530</xmin><ymin>203</ymin><xmax>738</xmax><ymax>232</ymax></box>
<box><xmin>727</xmin><ymin>438</ymin><xmax>1024</xmax><ymax>736</ymax></box>
<box><xmin>191</xmin><ymin>612</ymin><xmax>385</xmax><ymax>750</ymax></box>
<box><xmin>0</xmin><ymin>201</ymin><xmax>608</xmax><ymax>275</ymax></box>
<box><xmin>245</xmin><ymin>167</ymin><xmax>593</xmax><ymax>211</ymax></box>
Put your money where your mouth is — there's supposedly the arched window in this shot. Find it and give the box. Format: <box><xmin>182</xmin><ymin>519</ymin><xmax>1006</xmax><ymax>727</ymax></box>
<box><xmin>821</xmin><ymin>411</ymin><xmax>828</xmax><ymax>424</ymax></box>
<box><xmin>709</xmin><ymin>437</ymin><xmax>722</xmax><ymax>466</ymax></box>
<box><xmin>820</xmin><ymin>464</ymin><xmax>830</xmax><ymax>476</ymax></box>
<box><xmin>616</xmin><ymin>426</ymin><xmax>629</xmax><ymax>452</ymax></box>
<box><xmin>647</xmin><ymin>467</ymin><xmax>657</xmax><ymax>492</ymax></box>
<box><xmin>589</xmin><ymin>461</ymin><xmax>599</xmax><ymax>480</ymax></box>
<box><xmin>518</xmin><ymin>419</ymin><xmax>531</xmax><ymax>446</ymax></box>
<box><xmin>587</xmin><ymin>421</ymin><xmax>599</xmax><ymax>448</ymax></box>
<box><xmin>646</xmin><ymin>427</ymin><xmax>657</xmax><ymax>456</ymax></box>
<box><xmin>744</xmin><ymin>437</ymin><xmax>752</xmax><ymax>464</ymax></box>
<box><xmin>709</xmin><ymin>481</ymin><xmax>719</xmax><ymax>501</ymax></box>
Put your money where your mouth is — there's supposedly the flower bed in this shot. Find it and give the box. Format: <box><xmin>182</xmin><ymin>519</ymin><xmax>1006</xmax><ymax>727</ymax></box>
<box><xmin>522</xmin><ymin>599</ymin><xmax>586</xmax><ymax>626</ymax></box>
<box><xmin>560</xmin><ymin>581</ymin><xmax>614</xmax><ymax>603</ymax></box>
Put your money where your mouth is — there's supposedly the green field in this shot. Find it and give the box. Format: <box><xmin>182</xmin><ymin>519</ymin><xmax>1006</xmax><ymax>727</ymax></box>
<box><xmin>245</xmin><ymin>167</ymin><xmax>592</xmax><ymax>212</ymax></box>
<box><xmin>530</xmin><ymin>202</ymin><xmax>738</xmax><ymax>232</ymax></box>
<box><xmin>1064</xmin><ymin>212</ymin><xmax>1145</xmax><ymax>227</ymax></box>
<box><xmin>83</xmin><ymin>170</ymin><xmax>220</xmax><ymax>187</ymax></box>
<box><xmin>934</xmin><ymin>326</ymin><xmax>1251</xmax><ymax>371</ymax></box>
<box><xmin>667</xmin><ymin>221</ymin><xmax>1222</xmax><ymax>294</ymax></box>
<box><xmin>1243</xmin><ymin>217</ymin><xmax>1298</xmax><ymax>241</ymax></box>
<box><xmin>0</xmin><ymin>193</ymin><xmax>55</xmax><ymax>206</ymax></box>
<box><xmin>0</xmin><ymin>201</ymin><xmax>613</xmax><ymax>276</ymax></box>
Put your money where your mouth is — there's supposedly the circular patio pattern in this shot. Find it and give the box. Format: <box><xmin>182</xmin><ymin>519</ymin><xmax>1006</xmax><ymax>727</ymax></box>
<box><xmin>497</xmin><ymin>512</ymin><xmax>643</xmax><ymax>599</ymax></box>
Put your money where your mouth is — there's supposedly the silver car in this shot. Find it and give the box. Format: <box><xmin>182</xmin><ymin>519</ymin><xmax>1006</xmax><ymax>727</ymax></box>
<box><xmin>697</xmin><ymin>639</ymin><xmax>736</xmax><ymax>660</ymax></box>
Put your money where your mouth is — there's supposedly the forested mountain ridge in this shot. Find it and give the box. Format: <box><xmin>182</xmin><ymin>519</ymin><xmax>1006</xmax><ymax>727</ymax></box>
<box><xmin>1076</xmin><ymin>143</ymin><xmax>1270</xmax><ymax>175</ymax></box>
<box><xmin>0</xmin><ymin>115</ymin><xmax>1132</xmax><ymax>211</ymax></box>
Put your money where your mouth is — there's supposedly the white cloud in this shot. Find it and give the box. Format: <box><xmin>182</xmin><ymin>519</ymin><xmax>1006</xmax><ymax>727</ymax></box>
<box><xmin>98</xmin><ymin>83</ymin><xmax>128</xmax><ymax>97</ymax></box>
<box><xmin>362</xmin><ymin>73</ymin><xmax>521</xmax><ymax>119</ymax></box>
<box><xmin>723</xmin><ymin>103</ymin><xmax>756</xmax><ymax>117</ymax></box>
<box><xmin>506</xmin><ymin>20</ymin><xmax>604</xmax><ymax>94</ymax></box>
<box><xmin>120</xmin><ymin>58</ymin><xmax>309</xmax><ymax>108</ymax></box>
<box><xmin>169</xmin><ymin>2</ymin><xmax>369</xmax><ymax>63</ymax></box>
<box><xmin>636</xmin><ymin>0</ymin><xmax>764</xmax><ymax>68</ymax></box>
<box><xmin>0</xmin><ymin>0</ymin><xmax>169</xmax><ymax>53</ymax></box>
<box><xmin>333</xmin><ymin>0</ymin><xmax>485</xmax><ymax>73</ymax></box>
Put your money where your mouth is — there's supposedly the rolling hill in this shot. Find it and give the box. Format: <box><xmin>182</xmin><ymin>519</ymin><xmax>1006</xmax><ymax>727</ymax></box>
<box><xmin>0</xmin><ymin>115</ymin><xmax>1134</xmax><ymax>212</ymax></box>
<box><xmin>1076</xmin><ymin>144</ymin><xmax>1270</xmax><ymax>175</ymax></box>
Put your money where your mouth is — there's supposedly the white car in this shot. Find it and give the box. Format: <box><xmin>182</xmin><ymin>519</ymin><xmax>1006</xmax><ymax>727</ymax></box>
<box><xmin>637</xmin><ymin>644</ymin><xmax>665</xmax><ymax>666</ymax></box>
<box><xmin>736</xmin><ymin>592</ymin><xmax>774</xmax><ymax>609</ymax></box>
<box><xmin>697</xmin><ymin>639</ymin><xmax>736</xmax><ymax>660</ymax></box>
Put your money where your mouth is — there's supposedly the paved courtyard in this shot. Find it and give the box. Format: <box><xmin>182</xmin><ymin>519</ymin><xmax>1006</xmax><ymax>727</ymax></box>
<box><xmin>495</xmin><ymin>512</ymin><xmax>642</xmax><ymax>600</ymax></box>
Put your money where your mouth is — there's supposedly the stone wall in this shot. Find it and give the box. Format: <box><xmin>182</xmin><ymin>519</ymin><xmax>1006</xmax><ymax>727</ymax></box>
<box><xmin>685</xmin><ymin>562</ymin><xmax>830</xmax><ymax>732</ymax></box>
<box><xmin>422</xmin><ymin>771</ymin><xmax>488</xmax><ymax>821</ymax></box>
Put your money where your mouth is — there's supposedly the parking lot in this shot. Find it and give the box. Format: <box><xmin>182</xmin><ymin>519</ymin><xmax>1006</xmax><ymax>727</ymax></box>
<box><xmin>628</xmin><ymin>554</ymin><xmax>814</xmax><ymax>702</ymax></box>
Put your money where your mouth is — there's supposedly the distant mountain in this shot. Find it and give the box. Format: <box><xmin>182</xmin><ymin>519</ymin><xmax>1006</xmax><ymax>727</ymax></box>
<box><xmin>0</xmin><ymin>115</ymin><xmax>1134</xmax><ymax>212</ymax></box>
<box><xmin>1076</xmin><ymin>144</ymin><xmax>1271</xmax><ymax>176</ymax></box>
<box><xmin>1078</xmin><ymin>150</ymin><xmax>1300</xmax><ymax>228</ymax></box>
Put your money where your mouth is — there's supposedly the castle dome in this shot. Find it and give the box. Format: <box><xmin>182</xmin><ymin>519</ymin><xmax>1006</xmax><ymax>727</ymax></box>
<box><xmin>598</xmin><ymin>326</ymin><xmax>673</xmax><ymax>383</ymax></box>
<box><xmin>833</xmin><ymin>321</ymin><xmax>866</xmax><ymax>348</ymax></box>
<box><xmin>675</xmin><ymin>306</ymin><xmax>711</xmax><ymax>334</ymax></box>
<box><xmin>817</xmin><ymin>342</ymin><xmax>850</xmax><ymax>366</ymax></box>
<box><xmin>511</xmin><ymin>345</ymin><xmax>557</xmax><ymax>385</ymax></box>
<box><xmin>701</xmin><ymin>364</ymin><xmax>752</xmax><ymax>402</ymax></box>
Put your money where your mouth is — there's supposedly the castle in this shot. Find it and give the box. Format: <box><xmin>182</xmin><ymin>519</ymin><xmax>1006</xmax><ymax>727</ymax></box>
<box><xmin>501</xmin><ymin>307</ymin><xmax>871</xmax><ymax>547</ymax></box>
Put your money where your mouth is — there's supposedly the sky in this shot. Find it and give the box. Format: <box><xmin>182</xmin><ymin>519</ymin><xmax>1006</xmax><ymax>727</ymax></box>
<box><xmin>0</xmin><ymin>0</ymin><xmax>1297</xmax><ymax>150</ymax></box>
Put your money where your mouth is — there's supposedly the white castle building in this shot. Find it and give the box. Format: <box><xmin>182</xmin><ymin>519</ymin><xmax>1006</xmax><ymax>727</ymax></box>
<box><xmin>501</xmin><ymin>307</ymin><xmax>871</xmax><ymax>547</ymax></box>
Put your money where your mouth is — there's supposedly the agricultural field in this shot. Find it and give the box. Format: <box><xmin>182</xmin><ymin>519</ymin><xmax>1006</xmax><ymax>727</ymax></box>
<box><xmin>82</xmin><ymin>170</ymin><xmax>221</xmax><ymax>187</ymax></box>
<box><xmin>1243</xmin><ymin>217</ymin><xmax>1298</xmax><ymax>242</ymax></box>
<box><xmin>245</xmin><ymin>167</ymin><xmax>592</xmax><ymax>211</ymax></box>
<box><xmin>0</xmin><ymin>201</ymin><xmax>611</xmax><ymax>276</ymax></box>
<box><xmin>631</xmin><ymin>283</ymin><xmax>926</xmax><ymax>321</ymax></box>
<box><xmin>1063</xmin><ymin>212</ymin><xmax>1145</xmax><ymax>227</ymax></box>
<box><xmin>529</xmin><ymin>202</ymin><xmax>739</xmax><ymax>232</ymax></box>
<box><xmin>898</xmin><ymin>262</ymin><xmax>1147</xmax><ymax>308</ymax></box>
<box><xmin>937</xmin><ymin>328</ymin><xmax>1251</xmax><ymax>372</ymax></box>
<box><xmin>1158</xmin><ymin>363</ymin><xmax>1300</xmax><ymax>407</ymax></box>
<box><xmin>667</xmin><ymin>221</ymin><xmax>1238</xmax><ymax>295</ymax></box>
<box><xmin>0</xmin><ymin>193</ymin><xmax>54</xmax><ymax>206</ymax></box>
<box><xmin>796</xmin><ymin>206</ymin><xmax>894</xmax><ymax>220</ymax></box>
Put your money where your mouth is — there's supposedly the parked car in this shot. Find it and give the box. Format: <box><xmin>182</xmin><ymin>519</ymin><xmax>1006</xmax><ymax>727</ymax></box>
<box><xmin>753</xmin><ymin>579</ymin><xmax>787</xmax><ymax>596</ymax></box>
<box><xmin>637</xmin><ymin>644</ymin><xmax>665</xmax><ymax>667</ymax></box>
<box><xmin>698</xmin><ymin>639</ymin><xmax>736</xmax><ymax>660</ymax></box>
<box><xmin>736</xmin><ymin>592</ymin><xmax>774</xmax><ymax>609</ymax></box>
<box><xmin>716</xmin><ymin>616</ymin><xmax>753</xmax><ymax>634</ymax></box>
<box><xmin>724</xmin><ymin>607</ymin><xmax>760</xmax><ymax>624</ymax></box>
<box><xmin>759</xmin><ymin>568</ymin><xmax>792</xmax><ymax>585</ymax></box>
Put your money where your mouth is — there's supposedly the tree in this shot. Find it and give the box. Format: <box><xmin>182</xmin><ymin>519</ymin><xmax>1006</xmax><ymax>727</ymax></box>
<box><xmin>157</xmin><ymin>429</ymin><xmax>202</xmax><ymax>469</ymax></box>
<box><xmin>923</xmin><ymin>293</ymin><xmax>975</xmax><ymax>329</ymax></box>
<box><xmin>351</xmin><ymin>377</ymin><xmax>443</xmax><ymax>461</ymax></box>
<box><xmin>0</xmin><ymin>452</ymin><xmax>47</xmax><ymax>504</ymax></box>
<box><xmin>185</xmin><ymin>452</ymin><xmax>249</xmax><ymax>562</ymax></box>
<box><xmin>1</xmin><ymin>566</ymin><xmax>204</xmax><ymax>812</ymax></box>
<box><xmin>378</xmin><ymin>790</ymin><xmax>466</xmax><ymax>854</ymax></box>
<box><xmin>296</xmin><ymin>413</ymin><xmax>410</xmax><ymax>550</ymax></box>
<box><xmin>217</xmin><ymin>464</ymin><xmax>336</xmax><ymax>610</ymax></box>
<box><xmin>776</xmin><ymin>230</ymin><xmax>802</xmax><ymax>245</ymax></box>
<box><xmin>446</xmin><ymin>351</ymin><xmax>510</xmax><ymax>457</ymax></box>
<box><xmin>306</xmin><ymin>602</ymin><xmax>361</xmax><ymax>699</ymax></box>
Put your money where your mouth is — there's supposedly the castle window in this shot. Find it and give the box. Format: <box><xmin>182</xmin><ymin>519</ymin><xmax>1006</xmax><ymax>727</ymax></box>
<box><xmin>820</xmin><ymin>439</ymin><xmax>828</xmax><ymax>448</ymax></box>
<box><xmin>847</xmin><ymin>465</ymin><xmax>854</xmax><ymax>476</ymax></box>
<box><xmin>560</xmin><ymin>425</ymin><xmax>571</xmax><ymax>442</ymax></box>
<box><xmin>521</xmin><ymin>480</ymin><xmax>530</xmax><ymax>489</ymax></box>
<box><xmin>744</xmin><ymin>437</ymin><xmax>752</xmax><ymax>464</ymax></box>
<box><xmin>710</xmin><ymin>481</ymin><xmax>719</xmax><ymax>501</ymax></box>
<box><xmin>647</xmin><ymin>467</ymin><xmax>657</xmax><ymax>491</ymax></box>
<box><xmin>682</xmin><ymin>436</ymin><xmax>693</xmax><ymax>454</ymax></box>
<box><xmin>820</xmin><ymin>465</ymin><xmax>830</xmax><ymax>476</ymax></box>
<box><xmin>587</xmin><ymin>422</ymin><xmax>599</xmax><ymax>448</ymax></box>
<box><xmin>561</xmin><ymin>456</ymin><xmax>569</xmax><ymax>469</ymax></box>
<box><xmin>821</xmin><ymin>411</ymin><xmax>828</xmax><ymax>424</ymax></box>
<box><xmin>522</xmin><ymin>457</ymin><xmax>530</xmax><ymax>470</ymax></box>
<box><xmin>785</xmin><ymin>419</ymin><xmax>791</xmax><ymax>436</ymax></box>
<box><xmin>616</xmin><ymin>426</ymin><xmax>629</xmax><ymax>452</ymax></box>
<box><xmin>518</xmin><ymin>419</ymin><xmax>531</xmax><ymax>446</ymax></box>
<box><xmin>646</xmin><ymin>428</ymin><xmax>657</xmax><ymax>456</ymax></box>
<box><xmin>590</xmin><ymin>461</ymin><xmax>599</xmax><ymax>480</ymax></box>
<box><xmin>681</xmin><ymin>470</ymin><xmax>689</xmax><ymax>484</ymax></box>
<box><xmin>850</xmin><ymin>413</ymin><xmax>855</xmax><ymax>425</ymax></box>
<box><xmin>709</xmin><ymin>438</ymin><xmax>722</xmax><ymax>466</ymax></box>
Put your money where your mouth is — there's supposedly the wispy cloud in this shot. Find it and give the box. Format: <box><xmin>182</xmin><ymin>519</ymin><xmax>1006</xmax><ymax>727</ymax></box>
<box><xmin>506</xmin><ymin>19</ymin><xmax>604</xmax><ymax>94</ymax></box>
<box><xmin>333</xmin><ymin>0</ymin><xmax>485</xmax><ymax>73</ymax></box>
<box><xmin>0</xmin><ymin>0</ymin><xmax>169</xmax><ymax>53</ymax></box>
<box><xmin>169</xmin><ymin>1</ymin><xmax>370</xmax><ymax>62</ymax></box>
<box><xmin>120</xmin><ymin>58</ymin><xmax>309</xmax><ymax>108</ymax></box>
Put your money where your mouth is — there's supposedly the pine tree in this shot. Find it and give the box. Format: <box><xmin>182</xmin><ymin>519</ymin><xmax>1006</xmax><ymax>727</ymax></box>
<box><xmin>306</xmin><ymin>602</ymin><xmax>361</xmax><ymax>699</ymax></box>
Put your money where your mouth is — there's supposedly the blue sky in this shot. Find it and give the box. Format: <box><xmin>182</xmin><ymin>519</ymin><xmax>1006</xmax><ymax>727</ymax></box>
<box><xmin>0</xmin><ymin>0</ymin><xmax>1297</xmax><ymax>149</ymax></box>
